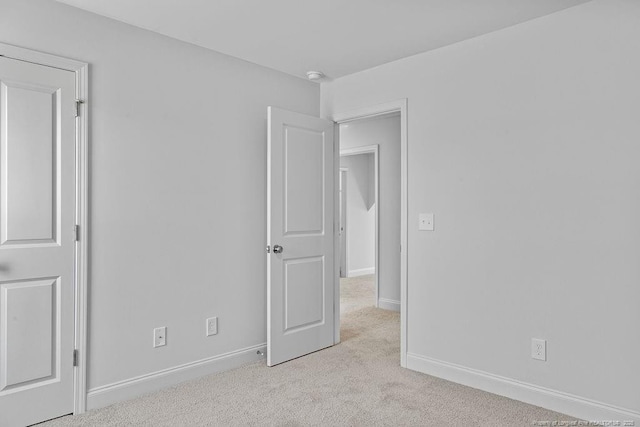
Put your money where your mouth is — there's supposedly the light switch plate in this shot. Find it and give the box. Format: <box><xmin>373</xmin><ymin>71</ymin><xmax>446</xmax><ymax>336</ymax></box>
<box><xmin>419</xmin><ymin>213</ymin><xmax>434</xmax><ymax>231</ymax></box>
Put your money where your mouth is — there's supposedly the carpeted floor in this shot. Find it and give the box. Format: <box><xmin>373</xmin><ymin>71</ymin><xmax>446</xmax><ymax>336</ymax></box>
<box><xmin>42</xmin><ymin>275</ymin><xmax>574</xmax><ymax>426</ymax></box>
<box><xmin>338</xmin><ymin>274</ymin><xmax>376</xmax><ymax>314</ymax></box>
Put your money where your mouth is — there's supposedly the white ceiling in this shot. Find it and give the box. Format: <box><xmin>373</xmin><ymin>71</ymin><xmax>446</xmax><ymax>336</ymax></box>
<box><xmin>56</xmin><ymin>0</ymin><xmax>589</xmax><ymax>80</ymax></box>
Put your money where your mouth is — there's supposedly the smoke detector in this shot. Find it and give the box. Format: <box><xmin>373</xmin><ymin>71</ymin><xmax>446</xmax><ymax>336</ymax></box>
<box><xmin>306</xmin><ymin>71</ymin><xmax>325</xmax><ymax>81</ymax></box>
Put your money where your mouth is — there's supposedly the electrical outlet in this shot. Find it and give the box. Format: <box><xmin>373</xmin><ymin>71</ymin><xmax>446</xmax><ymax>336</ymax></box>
<box><xmin>418</xmin><ymin>213</ymin><xmax>434</xmax><ymax>231</ymax></box>
<box><xmin>531</xmin><ymin>338</ymin><xmax>546</xmax><ymax>361</ymax></box>
<box><xmin>153</xmin><ymin>327</ymin><xmax>167</xmax><ymax>348</ymax></box>
<box><xmin>206</xmin><ymin>317</ymin><xmax>218</xmax><ymax>337</ymax></box>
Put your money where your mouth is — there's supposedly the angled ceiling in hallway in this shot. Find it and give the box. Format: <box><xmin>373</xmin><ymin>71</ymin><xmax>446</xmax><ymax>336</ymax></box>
<box><xmin>56</xmin><ymin>0</ymin><xmax>590</xmax><ymax>79</ymax></box>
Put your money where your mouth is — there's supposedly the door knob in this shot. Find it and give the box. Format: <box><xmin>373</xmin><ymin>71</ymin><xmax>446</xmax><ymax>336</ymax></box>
<box><xmin>273</xmin><ymin>245</ymin><xmax>284</xmax><ymax>254</ymax></box>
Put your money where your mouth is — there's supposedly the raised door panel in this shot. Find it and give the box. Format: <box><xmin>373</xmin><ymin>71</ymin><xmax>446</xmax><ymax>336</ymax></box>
<box><xmin>284</xmin><ymin>257</ymin><xmax>324</xmax><ymax>332</ymax></box>
<box><xmin>0</xmin><ymin>278</ymin><xmax>58</xmax><ymax>392</ymax></box>
<box><xmin>0</xmin><ymin>81</ymin><xmax>59</xmax><ymax>246</ymax></box>
<box><xmin>284</xmin><ymin>126</ymin><xmax>324</xmax><ymax>236</ymax></box>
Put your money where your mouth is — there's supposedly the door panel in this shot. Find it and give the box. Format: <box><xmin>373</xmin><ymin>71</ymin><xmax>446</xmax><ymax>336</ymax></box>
<box><xmin>0</xmin><ymin>56</ymin><xmax>76</xmax><ymax>427</ymax></box>
<box><xmin>0</xmin><ymin>81</ymin><xmax>59</xmax><ymax>245</ymax></box>
<box><xmin>267</xmin><ymin>107</ymin><xmax>335</xmax><ymax>366</ymax></box>
<box><xmin>1</xmin><ymin>278</ymin><xmax>57</xmax><ymax>389</ymax></box>
<box><xmin>284</xmin><ymin>256</ymin><xmax>324</xmax><ymax>331</ymax></box>
<box><xmin>284</xmin><ymin>126</ymin><xmax>324</xmax><ymax>235</ymax></box>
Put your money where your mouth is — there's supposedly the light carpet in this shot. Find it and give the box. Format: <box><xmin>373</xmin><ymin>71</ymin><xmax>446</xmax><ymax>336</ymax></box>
<box><xmin>43</xmin><ymin>275</ymin><xmax>574</xmax><ymax>426</ymax></box>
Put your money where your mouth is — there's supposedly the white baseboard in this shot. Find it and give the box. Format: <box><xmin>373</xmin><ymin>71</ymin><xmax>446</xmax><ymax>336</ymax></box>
<box><xmin>348</xmin><ymin>267</ymin><xmax>375</xmax><ymax>277</ymax></box>
<box><xmin>377</xmin><ymin>297</ymin><xmax>400</xmax><ymax>312</ymax></box>
<box><xmin>86</xmin><ymin>343</ymin><xmax>266</xmax><ymax>410</ymax></box>
<box><xmin>406</xmin><ymin>353</ymin><xmax>640</xmax><ymax>424</ymax></box>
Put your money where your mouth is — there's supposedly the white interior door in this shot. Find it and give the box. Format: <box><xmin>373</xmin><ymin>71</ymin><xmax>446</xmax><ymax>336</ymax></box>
<box><xmin>0</xmin><ymin>56</ymin><xmax>76</xmax><ymax>426</ymax></box>
<box><xmin>267</xmin><ymin>106</ymin><xmax>335</xmax><ymax>366</ymax></box>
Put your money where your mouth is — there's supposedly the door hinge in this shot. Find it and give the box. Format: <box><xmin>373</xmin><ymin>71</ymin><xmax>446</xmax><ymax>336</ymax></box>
<box><xmin>75</xmin><ymin>99</ymin><xmax>84</xmax><ymax>117</ymax></box>
<box><xmin>74</xmin><ymin>225</ymin><xmax>80</xmax><ymax>241</ymax></box>
<box><xmin>73</xmin><ymin>349</ymin><xmax>79</xmax><ymax>367</ymax></box>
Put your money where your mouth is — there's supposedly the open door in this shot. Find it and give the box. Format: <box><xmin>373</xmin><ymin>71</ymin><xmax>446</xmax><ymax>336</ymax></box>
<box><xmin>267</xmin><ymin>106</ymin><xmax>335</xmax><ymax>366</ymax></box>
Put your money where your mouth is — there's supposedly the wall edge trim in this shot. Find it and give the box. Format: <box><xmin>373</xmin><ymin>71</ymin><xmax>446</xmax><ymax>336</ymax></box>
<box><xmin>87</xmin><ymin>343</ymin><xmax>266</xmax><ymax>410</ymax></box>
<box><xmin>378</xmin><ymin>298</ymin><xmax>400</xmax><ymax>312</ymax></box>
<box><xmin>406</xmin><ymin>353</ymin><xmax>640</xmax><ymax>423</ymax></box>
<box><xmin>347</xmin><ymin>267</ymin><xmax>375</xmax><ymax>277</ymax></box>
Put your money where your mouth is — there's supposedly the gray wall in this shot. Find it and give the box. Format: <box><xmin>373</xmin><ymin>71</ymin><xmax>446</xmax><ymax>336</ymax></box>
<box><xmin>340</xmin><ymin>154</ymin><xmax>375</xmax><ymax>276</ymax></box>
<box><xmin>322</xmin><ymin>0</ymin><xmax>640</xmax><ymax>414</ymax></box>
<box><xmin>0</xmin><ymin>0</ymin><xmax>319</xmax><ymax>396</ymax></box>
<box><xmin>340</xmin><ymin>115</ymin><xmax>401</xmax><ymax>305</ymax></box>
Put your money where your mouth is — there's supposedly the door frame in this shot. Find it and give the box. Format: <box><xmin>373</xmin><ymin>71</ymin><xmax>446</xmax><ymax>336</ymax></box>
<box><xmin>331</xmin><ymin>99</ymin><xmax>408</xmax><ymax>367</ymax></box>
<box><xmin>339</xmin><ymin>146</ymin><xmax>379</xmax><ymax>305</ymax></box>
<box><xmin>0</xmin><ymin>42</ymin><xmax>90</xmax><ymax>414</ymax></box>
<box><xmin>338</xmin><ymin>167</ymin><xmax>349</xmax><ymax>278</ymax></box>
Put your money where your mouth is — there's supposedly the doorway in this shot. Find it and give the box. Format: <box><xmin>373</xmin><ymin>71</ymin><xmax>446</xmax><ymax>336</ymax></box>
<box><xmin>332</xmin><ymin>100</ymin><xmax>408</xmax><ymax>367</ymax></box>
<box><xmin>339</xmin><ymin>147</ymin><xmax>379</xmax><ymax>310</ymax></box>
<box><xmin>336</xmin><ymin>112</ymin><xmax>403</xmax><ymax>359</ymax></box>
<box><xmin>266</xmin><ymin>99</ymin><xmax>407</xmax><ymax>369</ymax></box>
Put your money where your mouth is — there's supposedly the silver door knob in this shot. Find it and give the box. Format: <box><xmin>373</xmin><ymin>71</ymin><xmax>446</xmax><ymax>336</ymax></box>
<box><xmin>273</xmin><ymin>245</ymin><xmax>284</xmax><ymax>254</ymax></box>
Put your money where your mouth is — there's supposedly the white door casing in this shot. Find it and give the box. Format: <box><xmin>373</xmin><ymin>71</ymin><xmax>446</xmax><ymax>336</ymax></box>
<box><xmin>267</xmin><ymin>106</ymin><xmax>335</xmax><ymax>366</ymax></box>
<box><xmin>0</xmin><ymin>56</ymin><xmax>76</xmax><ymax>426</ymax></box>
<box><xmin>339</xmin><ymin>169</ymin><xmax>347</xmax><ymax>278</ymax></box>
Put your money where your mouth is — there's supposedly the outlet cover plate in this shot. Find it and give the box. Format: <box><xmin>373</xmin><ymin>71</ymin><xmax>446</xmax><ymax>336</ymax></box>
<box><xmin>154</xmin><ymin>326</ymin><xmax>167</xmax><ymax>348</ymax></box>
<box><xmin>531</xmin><ymin>338</ymin><xmax>546</xmax><ymax>361</ymax></box>
<box><xmin>419</xmin><ymin>213</ymin><xmax>434</xmax><ymax>231</ymax></box>
<box><xmin>206</xmin><ymin>317</ymin><xmax>218</xmax><ymax>337</ymax></box>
